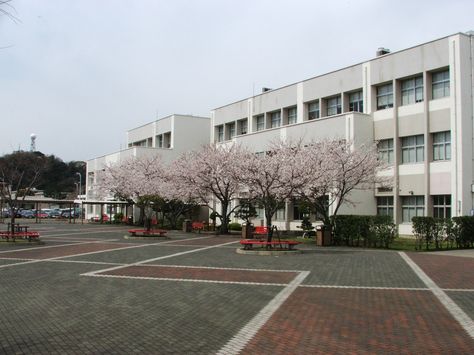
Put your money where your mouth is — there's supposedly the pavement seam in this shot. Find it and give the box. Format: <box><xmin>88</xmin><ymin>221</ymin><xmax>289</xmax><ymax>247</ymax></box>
<box><xmin>216</xmin><ymin>271</ymin><xmax>310</xmax><ymax>355</ymax></box>
<box><xmin>399</xmin><ymin>251</ymin><xmax>474</xmax><ymax>339</ymax></box>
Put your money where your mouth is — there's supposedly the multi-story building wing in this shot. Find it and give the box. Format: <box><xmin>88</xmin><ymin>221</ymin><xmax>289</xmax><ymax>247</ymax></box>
<box><xmin>211</xmin><ymin>32</ymin><xmax>474</xmax><ymax>234</ymax></box>
<box><xmin>85</xmin><ymin>114</ymin><xmax>210</xmax><ymax>218</ymax></box>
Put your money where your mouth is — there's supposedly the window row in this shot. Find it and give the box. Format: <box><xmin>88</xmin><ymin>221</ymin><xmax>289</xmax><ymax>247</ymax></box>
<box><xmin>215</xmin><ymin>69</ymin><xmax>450</xmax><ymax>142</ymax></box>
<box><xmin>377</xmin><ymin>131</ymin><xmax>451</xmax><ymax>164</ymax></box>
<box><xmin>376</xmin><ymin>69</ymin><xmax>449</xmax><ymax>110</ymax></box>
<box><xmin>377</xmin><ymin>195</ymin><xmax>451</xmax><ymax>222</ymax></box>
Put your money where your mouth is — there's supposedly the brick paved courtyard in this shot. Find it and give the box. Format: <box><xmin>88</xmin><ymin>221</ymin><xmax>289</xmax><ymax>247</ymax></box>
<box><xmin>1</xmin><ymin>223</ymin><xmax>474</xmax><ymax>354</ymax></box>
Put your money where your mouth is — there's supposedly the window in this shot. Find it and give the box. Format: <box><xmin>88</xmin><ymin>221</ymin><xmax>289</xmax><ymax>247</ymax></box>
<box><xmin>433</xmin><ymin>195</ymin><xmax>451</xmax><ymax>218</ymax></box>
<box><xmin>432</xmin><ymin>70</ymin><xmax>450</xmax><ymax>99</ymax></box>
<box><xmin>292</xmin><ymin>199</ymin><xmax>310</xmax><ymax>220</ymax></box>
<box><xmin>287</xmin><ymin>107</ymin><xmax>297</xmax><ymax>125</ymax></box>
<box><xmin>326</xmin><ymin>96</ymin><xmax>342</xmax><ymax>116</ymax></box>
<box><xmin>377</xmin><ymin>196</ymin><xmax>394</xmax><ymax>219</ymax></box>
<box><xmin>378</xmin><ymin>139</ymin><xmax>394</xmax><ymax>164</ymax></box>
<box><xmin>274</xmin><ymin>207</ymin><xmax>285</xmax><ymax>221</ymax></box>
<box><xmin>376</xmin><ymin>83</ymin><xmax>393</xmax><ymax>110</ymax></box>
<box><xmin>255</xmin><ymin>115</ymin><xmax>265</xmax><ymax>131</ymax></box>
<box><xmin>157</xmin><ymin>134</ymin><xmax>163</xmax><ymax>148</ymax></box>
<box><xmin>349</xmin><ymin>91</ymin><xmax>363</xmax><ymax>112</ymax></box>
<box><xmin>238</xmin><ymin>119</ymin><xmax>248</xmax><ymax>135</ymax></box>
<box><xmin>401</xmin><ymin>196</ymin><xmax>425</xmax><ymax>222</ymax></box>
<box><xmin>163</xmin><ymin>132</ymin><xmax>172</xmax><ymax>148</ymax></box>
<box><xmin>401</xmin><ymin>135</ymin><xmax>424</xmax><ymax>163</ymax></box>
<box><xmin>216</xmin><ymin>125</ymin><xmax>224</xmax><ymax>142</ymax></box>
<box><xmin>401</xmin><ymin>76</ymin><xmax>423</xmax><ymax>105</ymax></box>
<box><xmin>308</xmin><ymin>101</ymin><xmax>320</xmax><ymax>120</ymax></box>
<box><xmin>227</xmin><ymin>122</ymin><xmax>236</xmax><ymax>139</ymax></box>
<box><xmin>270</xmin><ymin>111</ymin><xmax>281</xmax><ymax>128</ymax></box>
<box><xmin>433</xmin><ymin>131</ymin><xmax>451</xmax><ymax>161</ymax></box>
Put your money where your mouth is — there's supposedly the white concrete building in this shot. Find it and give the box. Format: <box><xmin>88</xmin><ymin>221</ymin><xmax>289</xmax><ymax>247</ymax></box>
<box><xmin>85</xmin><ymin>114</ymin><xmax>210</xmax><ymax>219</ymax></box>
<box><xmin>211</xmin><ymin>32</ymin><xmax>474</xmax><ymax>234</ymax></box>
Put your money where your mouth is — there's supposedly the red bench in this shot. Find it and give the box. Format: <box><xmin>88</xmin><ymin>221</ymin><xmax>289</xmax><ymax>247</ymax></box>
<box><xmin>128</xmin><ymin>229</ymin><xmax>167</xmax><ymax>237</ymax></box>
<box><xmin>0</xmin><ymin>231</ymin><xmax>40</xmax><ymax>242</ymax></box>
<box><xmin>192</xmin><ymin>222</ymin><xmax>205</xmax><ymax>233</ymax></box>
<box><xmin>252</xmin><ymin>226</ymin><xmax>269</xmax><ymax>239</ymax></box>
<box><xmin>240</xmin><ymin>239</ymin><xmax>301</xmax><ymax>250</ymax></box>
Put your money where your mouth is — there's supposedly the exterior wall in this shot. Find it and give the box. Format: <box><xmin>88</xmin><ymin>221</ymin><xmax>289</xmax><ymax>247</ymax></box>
<box><xmin>173</xmin><ymin>115</ymin><xmax>210</xmax><ymax>158</ymax></box>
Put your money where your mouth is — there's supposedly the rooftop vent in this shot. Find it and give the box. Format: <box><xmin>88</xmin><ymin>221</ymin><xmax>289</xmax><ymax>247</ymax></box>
<box><xmin>376</xmin><ymin>47</ymin><xmax>390</xmax><ymax>57</ymax></box>
<box><xmin>262</xmin><ymin>87</ymin><xmax>272</xmax><ymax>93</ymax></box>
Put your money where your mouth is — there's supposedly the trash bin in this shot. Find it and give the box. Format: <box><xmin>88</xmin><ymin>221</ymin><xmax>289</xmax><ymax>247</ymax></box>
<box><xmin>183</xmin><ymin>219</ymin><xmax>192</xmax><ymax>233</ymax></box>
<box><xmin>242</xmin><ymin>223</ymin><xmax>253</xmax><ymax>239</ymax></box>
<box><xmin>127</xmin><ymin>216</ymin><xmax>133</xmax><ymax>225</ymax></box>
<box><xmin>316</xmin><ymin>225</ymin><xmax>332</xmax><ymax>246</ymax></box>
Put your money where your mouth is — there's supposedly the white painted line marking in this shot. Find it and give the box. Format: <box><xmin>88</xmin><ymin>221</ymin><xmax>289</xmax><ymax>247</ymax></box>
<box><xmin>0</xmin><ymin>259</ymin><xmax>43</xmax><ymax>268</ymax></box>
<box><xmin>216</xmin><ymin>271</ymin><xmax>310</xmax><ymax>355</ymax></box>
<box><xmin>399</xmin><ymin>252</ymin><xmax>474</xmax><ymax>339</ymax></box>
<box><xmin>300</xmin><ymin>284</ymin><xmax>429</xmax><ymax>291</ymax></box>
<box><xmin>84</xmin><ymin>273</ymin><xmax>289</xmax><ymax>286</ymax></box>
<box><xmin>82</xmin><ymin>240</ymin><xmax>239</xmax><ymax>276</ymax></box>
<box><xmin>0</xmin><ymin>241</ymin><xmax>95</xmax><ymax>254</ymax></box>
<box><xmin>0</xmin><ymin>242</ymin><xmax>144</xmax><ymax>269</ymax></box>
<box><xmin>144</xmin><ymin>264</ymin><xmax>303</xmax><ymax>273</ymax></box>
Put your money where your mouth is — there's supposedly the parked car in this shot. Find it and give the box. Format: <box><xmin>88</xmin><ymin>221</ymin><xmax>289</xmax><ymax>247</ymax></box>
<box><xmin>20</xmin><ymin>209</ymin><xmax>35</xmax><ymax>218</ymax></box>
<box><xmin>2</xmin><ymin>209</ymin><xmax>22</xmax><ymax>218</ymax></box>
<box><xmin>49</xmin><ymin>209</ymin><xmax>62</xmax><ymax>218</ymax></box>
<box><xmin>61</xmin><ymin>208</ymin><xmax>82</xmax><ymax>218</ymax></box>
<box><xmin>35</xmin><ymin>210</ymin><xmax>50</xmax><ymax>218</ymax></box>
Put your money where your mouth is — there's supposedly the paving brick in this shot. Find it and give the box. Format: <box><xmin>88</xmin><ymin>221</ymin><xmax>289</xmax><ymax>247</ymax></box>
<box><xmin>408</xmin><ymin>253</ymin><xmax>474</xmax><ymax>289</ymax></box>
<box><xmin>243</xmin><ymin>288</ymin><xmax>474</xmax><ymax>354</ymax></box>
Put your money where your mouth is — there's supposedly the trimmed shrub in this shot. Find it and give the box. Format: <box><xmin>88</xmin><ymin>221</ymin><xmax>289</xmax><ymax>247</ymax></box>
<box><xmin>452</xmin><ymin>216</ymin><xmax>474</xmax><ymax>248</ymax></box>
<box><xmin>412</xmin><ymin>216</ymin><xmax>474</xmax><ymax>250</ymax></box>
<box><xmin>113</xmin><ymin>212</ymin><xmax>124</xmax><ymax>224</ymax></box>
<box><xmin>228</xmin><ymin>222</ymin><xmax>242</xmax><ymax>231</ymax></box>
<box><xmin>331</xmin><ymin>215</ymin><xmax>397</xmax><ymax>248</ymax></box>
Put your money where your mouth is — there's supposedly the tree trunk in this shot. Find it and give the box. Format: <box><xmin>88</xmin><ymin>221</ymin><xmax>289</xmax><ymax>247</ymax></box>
<box><xmin>219</xmin><ymin>202</ymin><xmax>229</xmax><ymax>234</ymax></box>
<box><xmin>265</xmin><ymin>211</ymin><xmax>273</xmax><ymax>243</ymax></box>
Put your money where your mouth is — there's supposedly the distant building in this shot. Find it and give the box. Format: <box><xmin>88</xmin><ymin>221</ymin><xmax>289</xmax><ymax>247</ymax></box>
<box><xmin>85</xmin><ymin>114</ymin><xmax>210</xmax><ymax>219</ymax></box>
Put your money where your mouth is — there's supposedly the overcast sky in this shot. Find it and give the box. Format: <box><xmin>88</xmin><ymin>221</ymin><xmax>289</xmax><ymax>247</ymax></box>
<box><xmin>1</xmin><ymin>0</ymin><xmax>473</xmax><ymax>162</ymax></box>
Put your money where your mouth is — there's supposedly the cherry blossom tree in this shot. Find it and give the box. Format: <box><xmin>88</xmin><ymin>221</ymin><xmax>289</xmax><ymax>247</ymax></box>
<box><xmin>171</xmin><ymin>143</ymin><xmax>252</xmax><ymax>234</ymax></box>
<box><xmin>239</xmin><ymin>140</ymin><xmax>309</xmax><ymax>242</ymax></box>
<box><xmin>156</xmin><ymin>175</ymin><xmax>201</xmax><ymax>229</ymax></box>
<box><xmin>98</xmin><ymin>155</ymin><xmax>165</xmax><ymax>229</ymax></box>
<box><xmin>297</xmin><ymin>139</ymin><xmax>387</xmax><ymax>228</ymax></box>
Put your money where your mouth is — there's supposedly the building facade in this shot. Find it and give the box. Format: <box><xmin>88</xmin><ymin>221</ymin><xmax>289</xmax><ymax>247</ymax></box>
<box><xmin>85</xmin><ymin>114</ymin><xmax>210</xmax><ymax>219</ymax></box>
<box><xmin>211</xmin><ymin>32</ymin><xmax>474</xmax><ymax>234</ymax></box>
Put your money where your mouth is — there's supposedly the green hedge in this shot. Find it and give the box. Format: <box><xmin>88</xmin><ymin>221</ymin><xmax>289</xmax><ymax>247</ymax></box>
<box><xmin>331</xmin><ymin>215</ymin><xmax>397</xmax><ymax>248</ymax></box>
<box><xmin>228</xmin><ymin>222</ymin><xmax>242</xmax><ymax>231</ymax></box>
<box><xmin>413</xmin><ymin>216</ymin><xmax>474</xmax><ymax>250</ymax></box>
